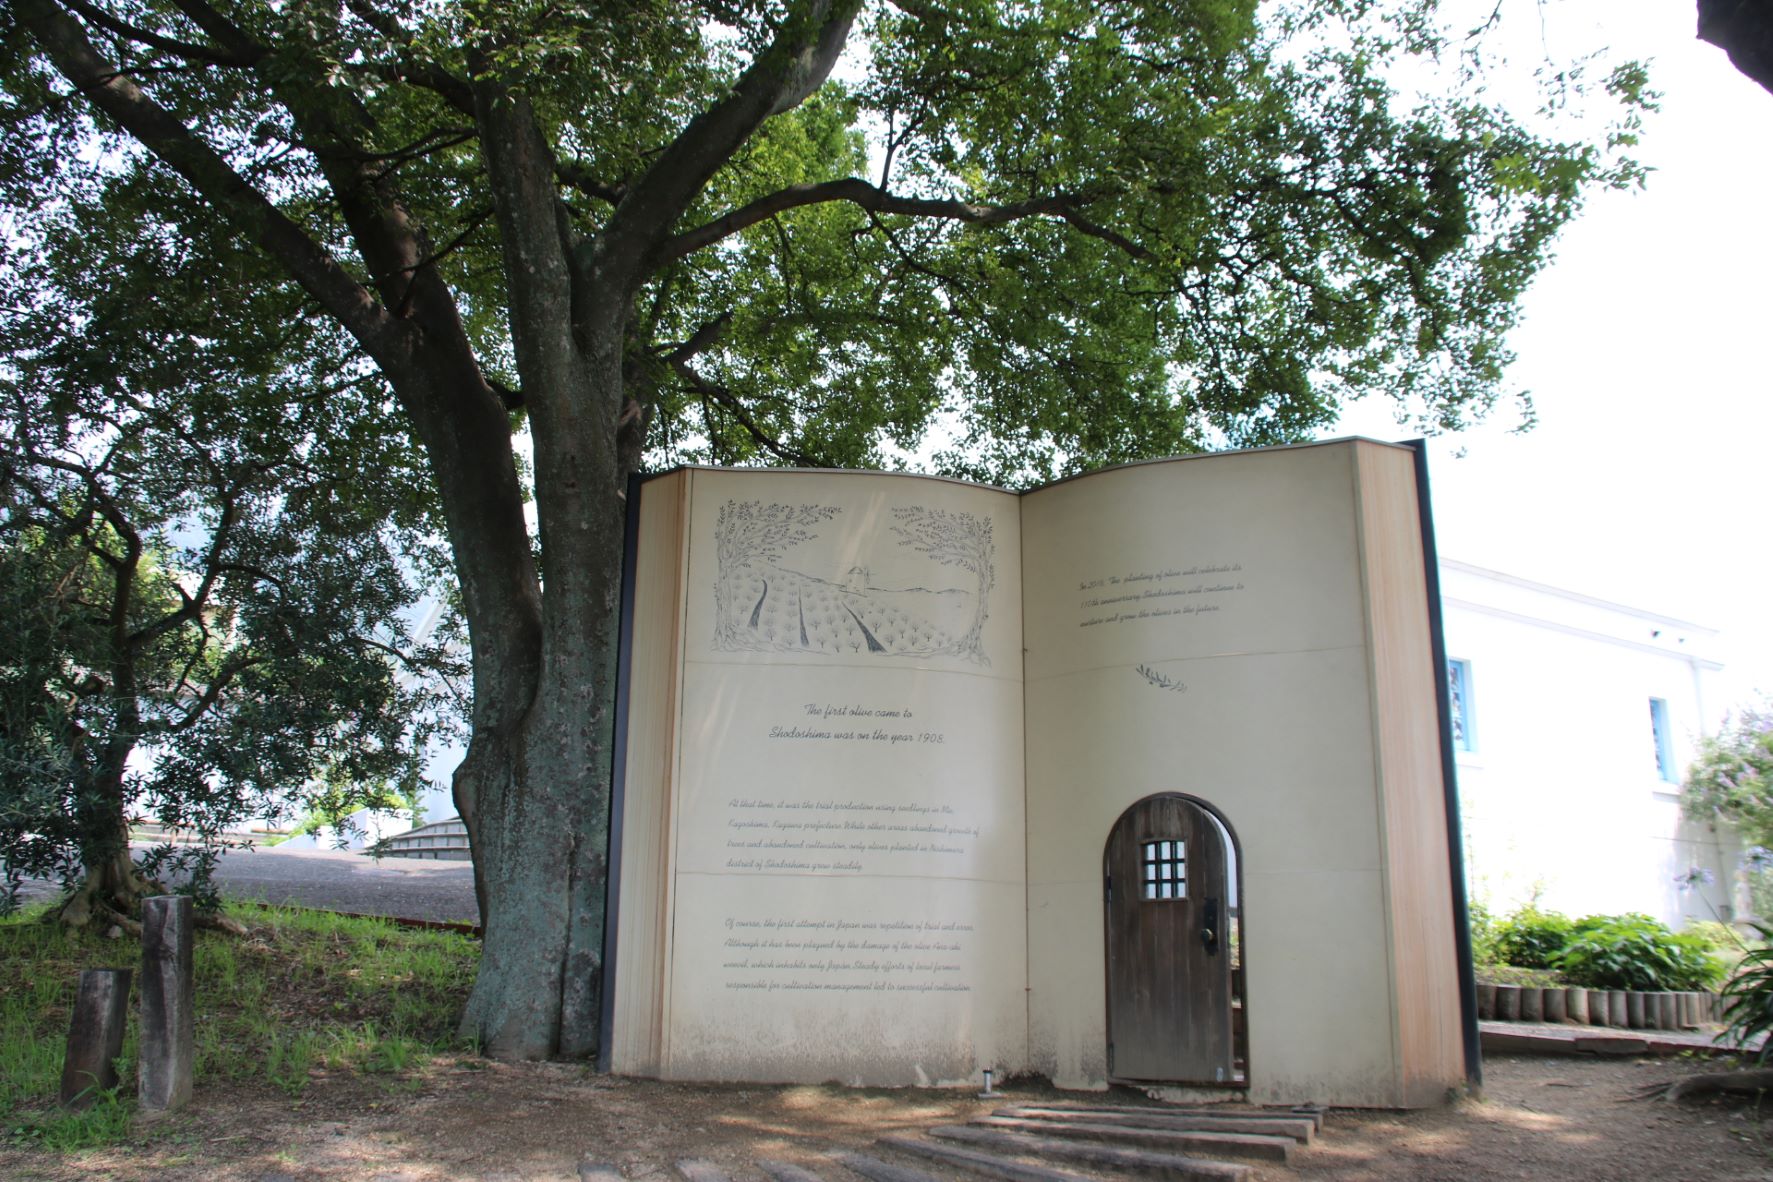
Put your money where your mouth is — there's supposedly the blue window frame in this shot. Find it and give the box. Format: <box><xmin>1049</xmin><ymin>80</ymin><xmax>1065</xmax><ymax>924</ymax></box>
<box><xmin>1447</xmin><ymin>659</ymin><xmax>1475</xmax><ymax>753</ymax></box>
<box><xmin>1650</xmin><ymin>697</ymin><xmax>1675</xmax><ymax>781</ymax></box>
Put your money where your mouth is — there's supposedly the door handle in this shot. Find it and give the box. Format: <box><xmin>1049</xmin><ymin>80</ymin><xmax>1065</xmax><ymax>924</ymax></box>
<box><xmin>1200</xmin><ymin>896</ymin><xmax>1220</xmax><ymax>956</ymax></box>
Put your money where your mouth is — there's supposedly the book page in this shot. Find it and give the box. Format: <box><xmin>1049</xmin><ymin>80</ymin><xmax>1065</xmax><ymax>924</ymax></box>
<box><xmin>1018</xmin><ymin>441</ymin><xmax>1420</xmax><ymax>1101</ymax></box>
<box><xmin>659</xmin><ymin>468</ymin><xmax>1027</xmax><ymax>1085</ymax></box>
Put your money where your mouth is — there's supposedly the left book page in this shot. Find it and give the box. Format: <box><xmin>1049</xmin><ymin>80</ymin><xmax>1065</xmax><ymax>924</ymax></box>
<box><xmin>611</xmin><ymin>467</ymin><xmax>1028</xmax><ymax>1085</ymax></box>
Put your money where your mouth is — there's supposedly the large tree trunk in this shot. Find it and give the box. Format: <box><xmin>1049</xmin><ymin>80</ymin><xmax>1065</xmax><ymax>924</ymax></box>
<box><xmin>56</xmin><ymin>833</ymin><xmax>157</xmax><ymax>934</ymax></box>
<box><xmin>56</xmin><ymin>683</ymin><xmax>157</xmax><ymax>931</ymax></box>
<box><xmin>454</xmin><ymin>574</ymin><xmax>621</xmax><ymax>1058</ymax></box>
<box><xmin>1700</xmin><ymin>0</ymin><xmax>1773</xmax><ymax>96</ymax></box>
<box><xmin>447</xmin><ymin>81</ymin><xmax>634</xmax><ymax>1060</ymax></box>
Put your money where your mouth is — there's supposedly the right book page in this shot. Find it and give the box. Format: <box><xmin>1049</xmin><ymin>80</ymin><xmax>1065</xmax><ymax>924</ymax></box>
<box><xmin>1019</xmin><ymin>438</ymin><xmax>1463</xmax><ymax>1107</ymax></box>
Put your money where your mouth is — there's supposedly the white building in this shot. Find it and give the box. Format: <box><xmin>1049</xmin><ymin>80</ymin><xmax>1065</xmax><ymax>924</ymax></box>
<box><xmin>1439</xmin><ymin>559</ymin><xmax>1736</xmax><ymax>929</ymax></box>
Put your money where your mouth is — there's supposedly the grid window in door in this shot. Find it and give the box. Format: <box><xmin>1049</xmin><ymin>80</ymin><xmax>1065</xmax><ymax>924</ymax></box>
<box><xmin>1141</xmin><ymin>839</ymin><xmax>1187</xmax><ymax>900</ymax></box>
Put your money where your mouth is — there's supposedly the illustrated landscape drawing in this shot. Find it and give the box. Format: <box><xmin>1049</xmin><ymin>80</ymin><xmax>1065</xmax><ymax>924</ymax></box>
<box><xmin>713</xmin><ymin>500</ymin><xmax>995</xmax><ymax>664</ymax></box>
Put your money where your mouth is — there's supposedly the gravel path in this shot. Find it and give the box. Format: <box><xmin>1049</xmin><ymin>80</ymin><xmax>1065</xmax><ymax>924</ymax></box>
<box><xmin>11</xmin><ymin>843</ymin><xmax>479</xmax><ymax>924</ymax></box>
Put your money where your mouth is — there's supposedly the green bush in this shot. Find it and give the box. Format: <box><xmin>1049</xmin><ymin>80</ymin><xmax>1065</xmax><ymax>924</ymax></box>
<box><xmin>1467</xmin><ymin>901</ymin><xmax>1502</xmax><ymax>968</ymax></box>
<box><xmin>1719</xmin><ymin>921</ymin><xmax>1773</xmax><ymax>1063</ymax></box>
<box><xmin>1494</xmin><ymin>905</ymin><xmax>1574</xmax><ymax>969</ymax></box>
<box><xmin>1553</xmin><ymin>913</ymin><xmax>1724</xmax><ymax>992</ymax></box>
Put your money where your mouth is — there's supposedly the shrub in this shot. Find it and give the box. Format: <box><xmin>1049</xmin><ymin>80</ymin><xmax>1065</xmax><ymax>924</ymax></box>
<box><xmin>1467</xmin><ymin>901</ymin><xmax>1502</xmax><ymax>968</ymax></box>
<box><xmin>1553</xmin><ymin>913</ymin><xmax>1724</xmax><ymax>991</ymax></box>
<box><xmin>1719</xmin><ymin>921</ymin><xmax>1773</xmax><ymax>1063</ymax></box>
<box><xmin>1494</xmin><ymin>905</ymin><xmax>1574</xmax><ymax>969</ymax></box>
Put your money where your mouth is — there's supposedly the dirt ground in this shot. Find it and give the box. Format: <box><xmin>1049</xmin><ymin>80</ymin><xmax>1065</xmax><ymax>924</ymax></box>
<box><xmin>5</xmin><ymin>1054</ymin><xmax>1771</xmax><ymax>1182</ymax></box>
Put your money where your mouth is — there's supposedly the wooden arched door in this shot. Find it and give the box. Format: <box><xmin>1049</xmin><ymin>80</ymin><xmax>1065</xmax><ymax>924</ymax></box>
<box><xmin>1103</xmin><ymin>794</ymin><xmax>1235</xmax><ymax>1084</ymax></box>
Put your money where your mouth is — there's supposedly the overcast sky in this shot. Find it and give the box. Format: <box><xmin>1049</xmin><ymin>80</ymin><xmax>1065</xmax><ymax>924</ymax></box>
<box><xmin>1326</xmin><ymin>0</ymin><xmax>1773</xmax><ymax>715</ymax></box>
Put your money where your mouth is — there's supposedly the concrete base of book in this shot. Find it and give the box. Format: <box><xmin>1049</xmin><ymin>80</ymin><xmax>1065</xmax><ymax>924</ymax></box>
<box><xmin>608</xmin><ymin>439</ymin><xmax>1468</xmax><ymax>1108</ymax></box>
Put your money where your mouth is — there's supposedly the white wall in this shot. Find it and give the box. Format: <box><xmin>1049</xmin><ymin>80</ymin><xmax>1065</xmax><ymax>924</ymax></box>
<box><xmin>1440</xmin><ymin>560</ymin><xmax>1734</xmax><ymax>928</ymax></box>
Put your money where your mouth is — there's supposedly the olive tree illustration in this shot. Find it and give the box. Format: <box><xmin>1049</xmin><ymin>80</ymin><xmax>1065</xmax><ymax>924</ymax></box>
<box><xmin>891</xmin><ymin>507</ymin><xmax>994</xmax><ymax>664</ymax></box>
<box><xmin>713</xmin><ymin>501</ymin><xmax>839</xmax><ymax>649</ymax></box>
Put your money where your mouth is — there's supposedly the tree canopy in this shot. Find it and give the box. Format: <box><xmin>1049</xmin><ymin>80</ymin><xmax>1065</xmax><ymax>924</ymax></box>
<box><xmin>1</xmin><ymin>0</ymin><xmax>1648</xmax><ymax>1058</ymax></box>
<box><xmin>1683</xmin><ymin>702</ymin><xmax>1773</xmax><ymax>851</ymax></box>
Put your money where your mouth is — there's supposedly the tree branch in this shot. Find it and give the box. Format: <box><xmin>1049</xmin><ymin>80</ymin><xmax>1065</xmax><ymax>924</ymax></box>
<box><xmin>555</xmin><ymin>159</ymin><xmax>626</xmax><ymax>207</ymax></box>
<box><xmin>15</xmin><ymin>0</ymin><xmax>396</xmax><ymax>356</ymax></box>
<box><xmin>671</xmin><ymin>356</ymin><xmax>822</xmax><ymax>467</ymax></box>
<box><xmin>163</xmin><ymin>0</ymin><xmax>264</xmax><ymax>63</ymax></box>
<box><xmin>342</xmin><ymin>0</ymin><xmax>478</xmax><ymax>115</ymax></box>
<box><xmin>591</xmin><ymin>0</ymin><xmax>861</xmax><ymax>294</ymax></box>
<box><xmin>60</xmin><ymin>0</ymin><xmax>256</xmax><ymax>66</ymax></box>
<box><xmin>127</xmin><ymin>492</ymin><xmax>239</xmax><ymax>650</ymax></box>
<box><xmin>168</xmin><ymin>653</ymin><xmax>264</xmax><ymax>732</ymax></box>
<box><xmin>661</xmin><ymin>312</ymin><xmax>733</xmax><ymax>366</ymax></box>
<box><xmin>652</xmin><ymin>178</ymin><xmax>1103</xmax><ymax>267</ymax></box>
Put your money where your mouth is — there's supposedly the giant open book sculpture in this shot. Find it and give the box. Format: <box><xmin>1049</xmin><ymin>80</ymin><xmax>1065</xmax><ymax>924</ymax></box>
<box><xmin>605</xmin><ymin>438</ymin><xmax>1473</xmax><ymax>1107</ymax></box>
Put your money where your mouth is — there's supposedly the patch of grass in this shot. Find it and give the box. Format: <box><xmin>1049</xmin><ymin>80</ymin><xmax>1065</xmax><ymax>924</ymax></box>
<box><xmin>1477</xmin><ymin>964</ymin><xmax>1567</xmax><ymax>987</ymax></box>
<box><xmin>0</xmin><ymin>901</ymin><xmax>479</xmax><ymax>1151</ymax></box>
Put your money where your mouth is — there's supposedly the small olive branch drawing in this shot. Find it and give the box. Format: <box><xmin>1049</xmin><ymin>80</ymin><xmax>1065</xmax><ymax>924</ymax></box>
<box><xmin>1135</xmin><ymin>664</ymin><xmax>1187</xmax><ymax>693</ymax></box>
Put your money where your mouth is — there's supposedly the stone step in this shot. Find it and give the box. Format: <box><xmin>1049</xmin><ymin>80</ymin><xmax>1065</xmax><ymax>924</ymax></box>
<box><xmin>579</xmin><ymin>1164</ymin><xmax>626</xmax><ymax>1182</ymax></box>
<box><xmin>678</xmin><ymin>1159</ymin><xmax>734</xmax><ymax>1182</ymax></box>
<box><xmin>1291</xmin><ymin>1105</ymin><xmax>1327</xmax><ymax>1132</ymax></box>
<box><xmin>759</xmin><ymin>1160</ymin><xmax>829</xmax><ymax>1182</ymax></box>
<box><xmin>970</xmin><ymin>1116</ymin><xmax>1295</xmax><ymax>1162</ymax></box>
<box><xmin>994</xmin><ymin>1107</ymin><xmax>1314</xmax><ymax>1144</ymax></box>
<box><xmin>925</xmin><ymin>1125</ymin><xmax>1252</xmax><ymax>1181</ymax></box>
<box><xmin>878</xmin><ymin>1134</ymin><xmax>1105</xmax><ymax>1182</ymax></box>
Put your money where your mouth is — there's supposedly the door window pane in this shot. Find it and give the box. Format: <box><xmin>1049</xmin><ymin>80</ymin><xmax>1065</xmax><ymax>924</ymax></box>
<box><xmin>1140</xmin><ymin>839</ymin><xmax>1187</xmax><ymax>900</ymax></box>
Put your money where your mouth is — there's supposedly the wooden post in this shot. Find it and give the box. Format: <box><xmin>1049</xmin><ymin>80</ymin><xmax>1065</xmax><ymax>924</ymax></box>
<box><xmin>59</xmin><ymin>968</ymin><xmax>131</xmax><ymax>1108</ymax></box>
<box><xmin>1564</xmin><ymin>987</ymin><xmax>1588</xmax><ymax>1025</ymax></box>
<box><xmin>139</xmin><ymin>896</ymin><xmax>194</xmax><ymax>1111</ymax></box>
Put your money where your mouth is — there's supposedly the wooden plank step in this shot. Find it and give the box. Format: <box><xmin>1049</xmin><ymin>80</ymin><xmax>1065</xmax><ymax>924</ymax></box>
<box><xmin>833</xmin><ymin>1150</ymin><xmax>946</xmax><ymax>1182</ymax></box>
<box><xmin>759</xmin><ymin>1161</ymin><xmax>828</xmax><ymax>1182</ymax></box>
<box><xmin>924</xmin><ymin>1126</ymin><xmax>1251</xmax><ymax>1181</ymax></box>
<box><xmin>965</xmin><ymin>1118</ymin><xmax>1292</xmax><ymax>1165</ymax></box>
<box><xmin>678</xmin><ymin>1160</ymin><xmax>733</xmax><ymax>1182</ymax></box>
<box><xmin>879</xmin><ymin>1134</ymin><xmax>1101</xmax><ymax>1182</ymax></box>
<box><xmin>994</xmin><ymin>1107</ymin><xmax>1314</xmax><ymax>1143</ymax></box>
<box><xmin>1012</xmin><ymin>1102</ymin><xmax>1326</xmax><ymax>1132</ymax></box>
